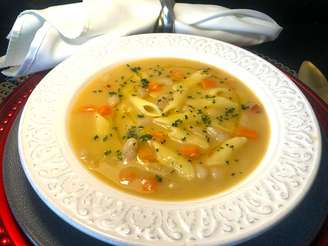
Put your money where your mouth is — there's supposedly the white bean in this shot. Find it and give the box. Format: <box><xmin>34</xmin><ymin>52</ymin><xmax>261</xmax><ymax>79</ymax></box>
<box><xmin>107</xmin><ymin>95</ymin><xmax>119</xmax><ymax>107</ymax></box>
<box><xmin>195</xmin><ymin>164</ymin><xmax>208</xmax><ymax>179</ymax></box>
<box><xmin>210</xmin><ymin>167</ymin><xmax>222</xmax><ymax>179</ymax></box>
<box><xmin>168</xmin><ymin>182</ymin><xmax>177</xmax><ymax>189</ymax></box>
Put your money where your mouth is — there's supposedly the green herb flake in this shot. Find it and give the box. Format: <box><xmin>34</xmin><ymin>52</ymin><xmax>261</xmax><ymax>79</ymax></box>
<box><xmin>241</xmin><ymin>104</ymin><xmax>249</xmax><ymax>110</ymax></box>
<box><xmin>140</xmin><ymin>78</ymin><xmax>150</xmax><ymax>88</ymax></box>
<box><xmin>201</xmin><ymin>113</ymin><xmax>211</xmax><ymax>126</ymax></box>
<box><xmin>126</xmin><ymin>126</ymin><xmax>138</xmax><ymax>139</ymax></box>
<box><xmin>139</xmin><ymin>134</ymin><xmax>153</xmax><ymax>142</ymax></box>
<box><xmin>93</xmin><ymin>135</ymin><xmax>99</xmax><ymax>140</ymax></box>
<box><xmin>137</xmin><ymin>114</ymin><xmax>145</xmax><ymax>118</ymax></box>
<box><xmin>127</xmin><ymin>64</ymin><xmax>141</xmax><ymax>74</ymax></box>
<box><xmin>171</xmin><ymin>119</ymin><xmax>183</xmax><ymax>127</ymax></box>
<box><xmin>155</xmin><ymin>175</ymin><xmax>163</xmax><ymax>182</ymax></box>
<box><xmin>104</xmin><ymin>149</ymin><xmax>112</xmax><ymax>156</ymax></box>
<box><xmin>102</xmin><ymin>135</ymin><xmax>108</xmax><ymax>142</ymax></box>
<box><xmin>116</xmin><ymin>150</ymin><xmax>123</xmax><ymax>161</ymax></box>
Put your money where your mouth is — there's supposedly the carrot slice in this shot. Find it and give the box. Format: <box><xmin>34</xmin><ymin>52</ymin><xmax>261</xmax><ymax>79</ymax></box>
<box><xmin>250</xmin><ymin>104</ymin><xmax>262</xmax><ymax>114</ymax></box>
<box><xmin>201</xmin><ymin>78</ymin><xmax>219</xmax><ymax>89</ymax></box>
<box><xmin>151</xmin><ymin>131</ymin><xmax>166</xmax><ymax>142</ymax></box>
<box><xmin>138</xmin><ymin>145</ymin><xmax>157</xmax><ymax>162</ymax></box>
<box><xmin>119</xmin><ymin>168</ymin><xmax>136</xmax><ymax>185</ymax></box>
<box><xmin>98</xmin><ymin>105</ymin><xmax>112</xmax><ymax>116</ymax></box>
<box><xmin>148</xmin><ymin>81</ymin><xmax>162</xmax><ymax>92</ymax></box>
<box><xmin>81</xmin><ymin>105</ymin><xmax>97</xmax><ymax>112</ymax></box>
<box><xmin>235</xmin><ymin>127</ymin><xmax>257</xmax><ymax>139</ymax></box>
<box><xmin>169</xmin><ymin>69</ymin><xmax>184</xmax><ymax>81</ymax></box>
<box><xmin>140</xmin><ymin>178</ymin><xmax>157</xmax><ymax>192</ymax></box>
<box><xmin>178</xmin><ymin>145</ymin><xmax>200</xmax><ymax>159</ymax></box>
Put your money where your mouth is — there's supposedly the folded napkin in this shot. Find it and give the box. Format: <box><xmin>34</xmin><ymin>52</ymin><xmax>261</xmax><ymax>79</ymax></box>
<box><xmin>0</xmin><ymin>0</ymin><xmax>282</xmax><ymax>77</ymax></box>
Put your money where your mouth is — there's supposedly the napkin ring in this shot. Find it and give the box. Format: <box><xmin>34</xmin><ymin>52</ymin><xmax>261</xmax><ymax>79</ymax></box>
<box><xmin>155</xmin><ymin>0</ymin><xmax>175</xmax><ymax>33</ymax></box>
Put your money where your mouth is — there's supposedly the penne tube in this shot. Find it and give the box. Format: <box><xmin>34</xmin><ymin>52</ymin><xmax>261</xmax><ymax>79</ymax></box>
<box><xmin>163</xmin><ymin>70</ymin><xmax>208</xmax><ymax>113</ymax></box>
<box><xmin>168</xmin><ymin>127</ymin><xmax>209</xmax><ymax>149</ymax></box>
<box><xmin>150</xmin><ymin>141</ymin><xmax>195</xmax><ymax>180</ymax></box>
<box><xmin>205</xmin><ymin>137</ymin><xmax>247</xmax><ymax>166</ymax></box>
<box><xmin>129</xmin><ymin>96</ymin><xmax>162</xmax><ymax>117</ymax></box>
<box><xmin>95</xmin><ymin>113</ymin><xmax>110</xmax><ymax>136</ymax></box>
<box><xmin>186</xmin><ymin>96</ymin><xmax>238</xmax><ymax>109</ymax></box>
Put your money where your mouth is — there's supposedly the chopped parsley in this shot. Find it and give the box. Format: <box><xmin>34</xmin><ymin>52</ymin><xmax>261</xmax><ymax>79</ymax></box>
<box><xmin>201</xmin><ymin>113</ymin><xmax>211</xmax><ymax>126</ymax></box>
<box><xmin>155</xmin><ymin>175</ymin><xmax>163</xmax><ymax>182</ymax></box>
<box><xmin>116</xmin><ymin>150</ymin><xmax>123</xmax><ymax>161</ymax></box>
<box><xmin>140</xmin><ymin>78</ymin><xmax>149</xmax><ymax>88</ymax></box>
<box><xmin>139</xmin><ymin>134</ymin><xmax>153</xmax><ymax>142</ymax></box>
<box><xmin>241</xmin><ymin>104</ymin><xmax>249</xmax><ymax>110</ymax></box>
<box><xmin>127</xmin><ymin>64</ymin><xmax>141</xmax><ymax>74</ymax></box>
<box><xmin>126</xmin><ymin>126</ymin><xmax>138</xmax><ymax>139</ymax></box>
<box><xmin>93</xmin><ymin>135</ymin><xmax>99</xmax><ymax>140</ymax></box>
<box><xmin>171</xmin><ymin>119</ymin><xmax>183</xmax><ymax>127</ymax></box>
<box><xmin>104</xmin><ymin>149</ymin><xmax>112</xmax><ymax>156</ymax></box>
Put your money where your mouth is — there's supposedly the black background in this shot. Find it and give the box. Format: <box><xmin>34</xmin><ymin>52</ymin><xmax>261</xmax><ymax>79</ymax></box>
<box><xmin>0</xmin><ymin>0</ymin><xmax>327</xmax><ymax>77</ymax></box>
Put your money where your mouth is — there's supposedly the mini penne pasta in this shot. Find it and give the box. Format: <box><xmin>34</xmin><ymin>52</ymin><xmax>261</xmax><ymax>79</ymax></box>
<box><xmin>150</xmin><ymin>141</ymin><xmax>195</xmax><ymax>180</ymax></box>
<box><xmin>168</xmin><ymin>127</ymin><xmax>209</xmax><ymax>149</ymax></box>
<box><xmin>95</xmin><ymin>113</ymin><xmax>110</xmax><ymax>136</ymax></box>
<box><xmin>205</xmin><ymin>137</ymin><xmax>247</xmax><ymax>166</ymax></box>
<box><xmin>114</xmin><ymin>103</ymin><xmax>136</xmax><ymax>139</ymax></box>
<box><xmin>153</xmin><ymin>113</ymin><xmax>187</xmax><ymax>129</ymax></box>
<box><xmin>129</xmin><ymin>96</ymin><xmax>162</xmax><ymax>117</ymax></box>
<box><xmin>163</xmin><ymin>70</ymin><xmax>208</xmax><ymax>113</ymax></box>
<box><xmin>186</xmin><ymin>96</ymin><xmax>238</xmax><ymax>109</ymax></box>
<box><xmin>207</xmin><ymin>87</ymin><xmax>235</xmax><ymax>100</ymax></box>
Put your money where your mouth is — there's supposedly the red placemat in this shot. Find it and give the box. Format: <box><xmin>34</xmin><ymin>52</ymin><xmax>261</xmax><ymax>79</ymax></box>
<box><xmin>0</xmin><ymin>73</ymin><xmax>46</xmax><ymax>246</ymax></box>
<box><xmin>0</xmin><ymin>70</ymin><xmax>327</xmax><ymax>246</ymax></box>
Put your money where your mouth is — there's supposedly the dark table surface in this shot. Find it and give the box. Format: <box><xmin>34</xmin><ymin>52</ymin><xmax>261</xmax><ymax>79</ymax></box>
<box><xmin>0</xmin><ymin>0</ymin><xmax>327</xmax><ymax>80</ymax></box>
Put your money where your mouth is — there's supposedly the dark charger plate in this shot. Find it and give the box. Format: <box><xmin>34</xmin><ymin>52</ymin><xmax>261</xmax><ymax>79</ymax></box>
<box><xmin>2</xmin><ymin>113</ymin><xmax>328</xmax><ymax>246</ymax></box>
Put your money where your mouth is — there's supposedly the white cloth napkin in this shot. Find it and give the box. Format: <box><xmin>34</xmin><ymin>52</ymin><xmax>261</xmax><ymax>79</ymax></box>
<box><xmin>0</xmin><ymin>0</ymin><xmax>282</xmax><ymax>77</ymax></box>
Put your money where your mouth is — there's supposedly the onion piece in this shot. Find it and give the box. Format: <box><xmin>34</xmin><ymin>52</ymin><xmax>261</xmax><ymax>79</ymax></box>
<box><xmin>206</xmin><ymin>126</ymin><xmax>230</xmax><ymax>142</ymax></box>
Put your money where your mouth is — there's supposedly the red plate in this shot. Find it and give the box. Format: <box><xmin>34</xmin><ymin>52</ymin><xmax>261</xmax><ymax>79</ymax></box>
<box><xmin>0</xmin><ymin>70</ymin><xmax>327</xmax><ymax>246</ymax></box>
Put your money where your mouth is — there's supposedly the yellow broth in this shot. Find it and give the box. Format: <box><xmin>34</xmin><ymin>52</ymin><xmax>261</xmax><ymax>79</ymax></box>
<box><xmin>68</xmin><ymin>58</ymin><xmax>270</xmax><ymax>200</ymax></box>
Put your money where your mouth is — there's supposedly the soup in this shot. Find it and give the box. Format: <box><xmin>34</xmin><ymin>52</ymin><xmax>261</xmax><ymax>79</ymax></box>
<box><xmin>68</xmin><ymin>58</ymin><xmax>270</xmax><ymax>200</ymax></box>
